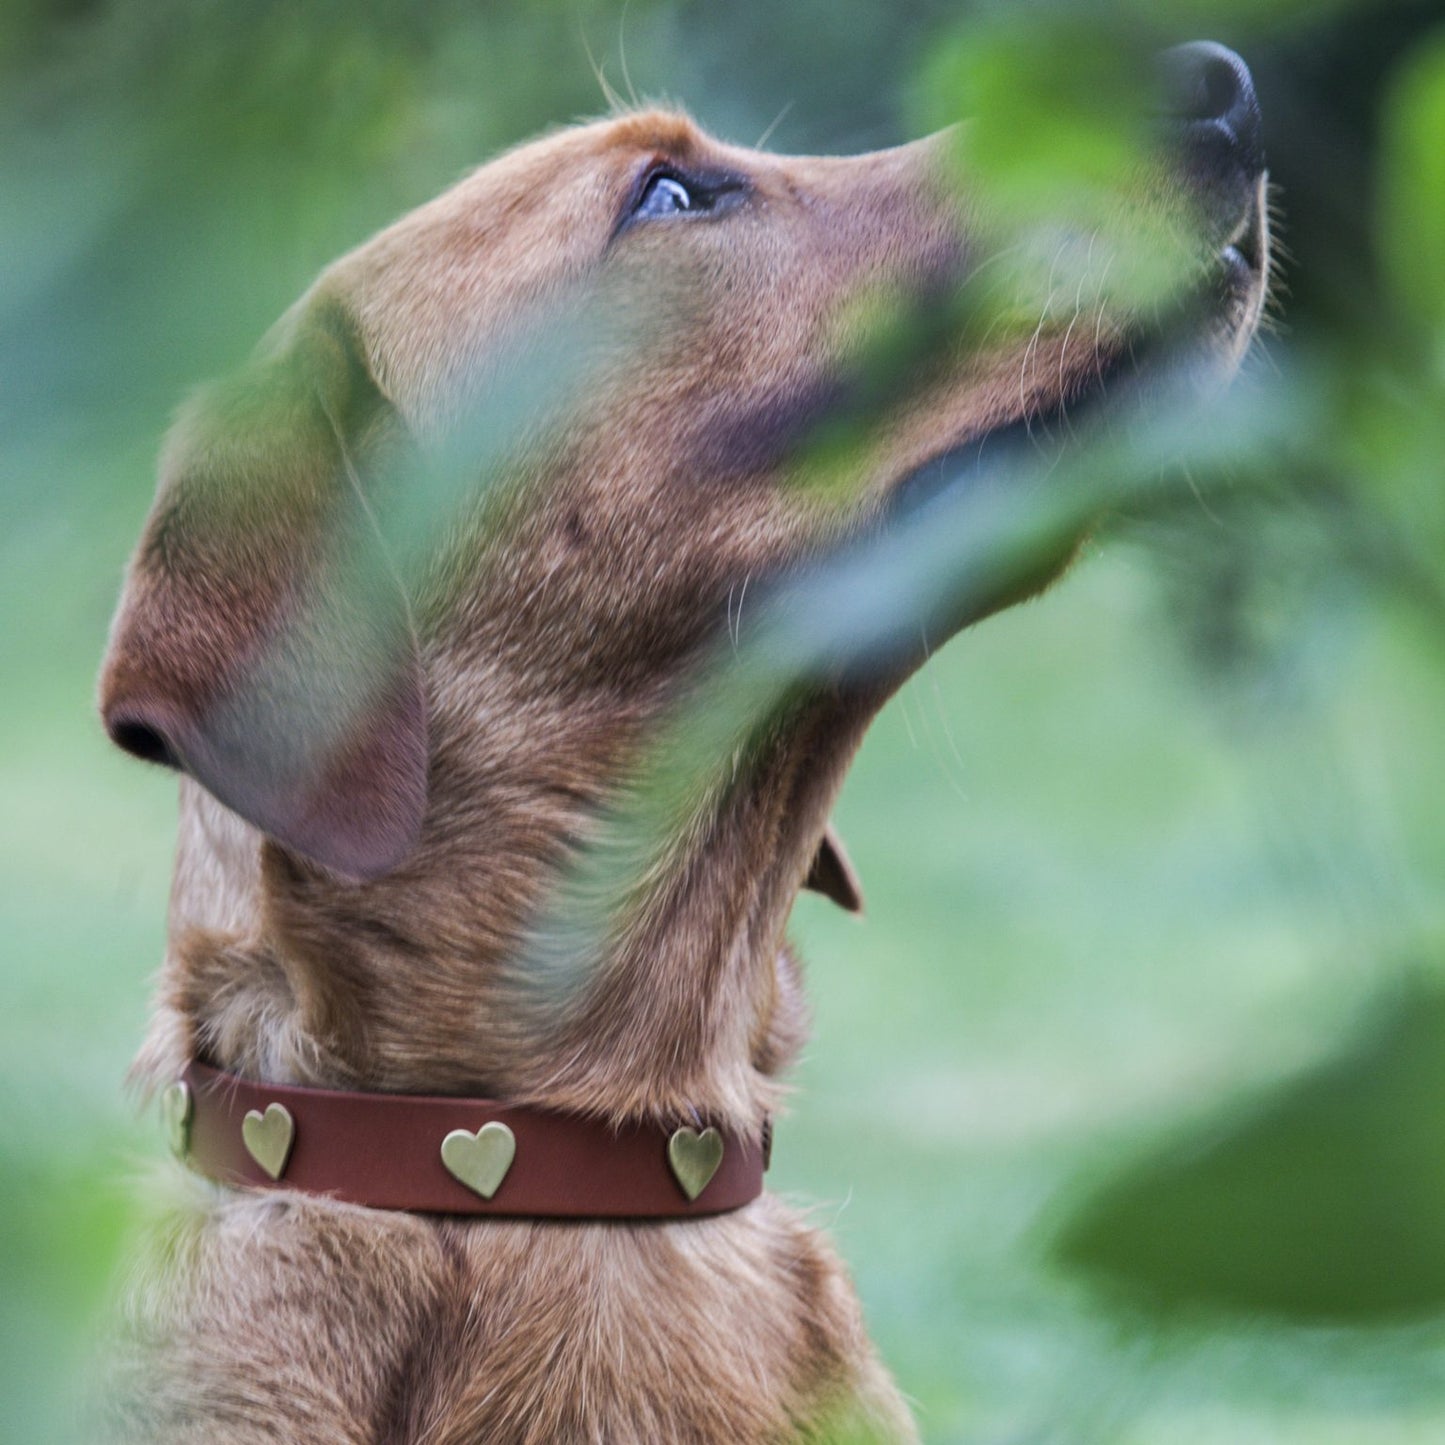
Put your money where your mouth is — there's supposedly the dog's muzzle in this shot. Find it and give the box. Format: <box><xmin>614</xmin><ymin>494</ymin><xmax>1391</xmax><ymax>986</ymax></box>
<box><xmin>1163</xmin><ymin>42</ymin><xmax>1270</xmax><ymax>309</ymax></box>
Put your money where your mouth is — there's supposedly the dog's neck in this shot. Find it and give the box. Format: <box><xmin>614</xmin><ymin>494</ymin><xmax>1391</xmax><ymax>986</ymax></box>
<box><xmin>137</xmin><ymin>691</ymin><xmax>873</xmax><ymax>1133</ymax></box>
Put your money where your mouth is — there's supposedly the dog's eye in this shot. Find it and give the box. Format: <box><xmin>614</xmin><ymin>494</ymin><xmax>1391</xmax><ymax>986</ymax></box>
<box><xmin>616</xmin><ymin>165</ymin><xmax>746</xmax><ymax>237</ymax></box>
<box><xmin>634</xmin><ymin>173</ymin><xmax>694</xmax><ymax>219</ymax></box>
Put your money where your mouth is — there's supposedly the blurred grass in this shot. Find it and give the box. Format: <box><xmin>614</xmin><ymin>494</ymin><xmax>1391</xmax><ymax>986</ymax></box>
<box><xmin>4</xmin><ymin>1</ymin><xmax>1445</xmax><ymax>1442</ymax></box>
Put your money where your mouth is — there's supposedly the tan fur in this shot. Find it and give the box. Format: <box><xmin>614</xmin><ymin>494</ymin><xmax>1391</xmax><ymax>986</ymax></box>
<box><xmin>99</xmin><ymin>109</ymin><xmax>1265</xmax><ymax>1442</ymax></box>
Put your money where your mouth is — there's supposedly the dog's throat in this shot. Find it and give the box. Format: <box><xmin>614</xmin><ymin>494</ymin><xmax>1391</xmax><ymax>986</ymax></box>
<box><xmin>166</xmin><ymin>1061</ymin><xmax>769</xmax><ymax>1218</ymax></box>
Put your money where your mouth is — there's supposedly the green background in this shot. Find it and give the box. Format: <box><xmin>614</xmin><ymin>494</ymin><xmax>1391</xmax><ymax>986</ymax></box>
<box><xmin>4</xmin><ymin>1</ymin><xmax>1445</xmax><ymax>1440</ymax></box>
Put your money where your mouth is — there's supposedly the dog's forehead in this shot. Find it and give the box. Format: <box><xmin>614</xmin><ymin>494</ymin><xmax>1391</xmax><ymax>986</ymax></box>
<box><xmin>580</xmin><ymin>109</ymin><xmax>714</xmax><ymax>162</ymax></box>
<box><xmin>326</xmin><ymin>110</ymin><xmax>756</xmax><ymax>427</ymax></box>
<box><xmin>350</xmin><ymin>108</ymin><xmax>724</xmax><ymax>271</ymax></box>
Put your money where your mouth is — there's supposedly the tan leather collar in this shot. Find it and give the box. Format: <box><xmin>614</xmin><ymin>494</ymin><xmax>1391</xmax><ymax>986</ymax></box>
<box><xmin>168</xmin><ymin>1061</ymin><xmax>768</xmax><ymax>1219</ymax></box>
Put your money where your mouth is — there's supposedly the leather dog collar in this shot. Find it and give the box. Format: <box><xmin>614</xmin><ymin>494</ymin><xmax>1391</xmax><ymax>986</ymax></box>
<box><xmin>167</xmin><ymin>1061</ymin><xmax>768</xmax><ymax>1219</ymax></box>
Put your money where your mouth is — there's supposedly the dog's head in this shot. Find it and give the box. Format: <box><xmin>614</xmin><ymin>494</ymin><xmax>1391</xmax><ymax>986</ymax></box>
<box><xmin>98</xmin><ymin>45</ymin><xmax>1269</xmax><ymax>1094</ymax></box>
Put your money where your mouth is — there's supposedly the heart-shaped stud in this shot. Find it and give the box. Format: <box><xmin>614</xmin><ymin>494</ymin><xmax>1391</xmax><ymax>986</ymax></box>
<box><xmin>161</xmin><ymin>1081</ymin><xmax>193</xmax><ymax>1158</ymax></box>
<box><xmin>241</xmin><ymin>1103</ymin><xmax>295</xmax><ymax>1181</ymax></box>
<box><xmin>668</xmin><ymin>1126</ymin><xmax>724</xmax><ymax>1201</ymax></box>
<box><xmin>440</xmin><ymin>1122</ymin><xmax>517</xmax><ymax>1200</ymax></box>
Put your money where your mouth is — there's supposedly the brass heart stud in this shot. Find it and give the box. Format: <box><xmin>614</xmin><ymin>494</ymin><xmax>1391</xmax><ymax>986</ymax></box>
<box><xmin>441</xmin><ymin>1122</ymin><xmax>516</xmax><ymax>1200</ymax></box>
<box><xmin>241</xmin><ymin>1103</ymin><xmax>295</xmax><ymax>1181</ymax></box>
<box><xmin>668</xmin><ymin>1126</ymin><xmax>724</xmax><ymax>1201</ymax></box>
<box><xmin>161</xmin><ymin>1081</ymin><xmax>193</xmax><ymax>1158</ymax></box>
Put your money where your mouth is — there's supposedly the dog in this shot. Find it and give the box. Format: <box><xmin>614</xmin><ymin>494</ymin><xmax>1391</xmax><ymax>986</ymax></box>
<box><xmin>97</xmin><ymin>41</ymin><xmax>1270</xmax><ymax>1444</ymax></box>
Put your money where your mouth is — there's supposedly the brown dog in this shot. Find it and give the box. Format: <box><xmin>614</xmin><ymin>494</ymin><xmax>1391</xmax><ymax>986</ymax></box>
<box><xmin>98</xmin><ymin>44</ymin><xmax>1270</xmax><ymax>1444</ymax></box>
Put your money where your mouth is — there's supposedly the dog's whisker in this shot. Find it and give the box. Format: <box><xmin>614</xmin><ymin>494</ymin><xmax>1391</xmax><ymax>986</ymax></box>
<box><xmin>733</xmin><ymin>572</ymin><xmax>751</xmax><ymax>652</ymax></box>
<box><xmin>617</xmin><ymin>0</ymin><xmax>641</xmax><ymax>112</ymax></box>
<box><xmin>580</xmin><ymin>24</ymin><xmax>627</xmax><ymax>116</ymax></box>
<box><xmin>927</xmin><ymin>669</ymin><xmax>972</xmax><ymax>805</ymax></box>
<box><xmin>755</xmin><ymin>100</ymin><xmax>795</xmax><ymax>152</ymax></box>
<box><xmin>1180</xmin><ymin>460</ymin><xmax>1225</xmax><ymax>526</ymax></box>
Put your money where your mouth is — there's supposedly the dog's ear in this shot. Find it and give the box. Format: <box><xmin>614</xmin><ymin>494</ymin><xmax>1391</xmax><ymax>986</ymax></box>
<box><xmin>804</xmin><ymin>823</ymin><xmax>864</xmax><ymax>914</ymax></box>
<box><xmin>99</xmin><ymin>296</ymin><xmax>427</xmax><ymax>882</ymax></box>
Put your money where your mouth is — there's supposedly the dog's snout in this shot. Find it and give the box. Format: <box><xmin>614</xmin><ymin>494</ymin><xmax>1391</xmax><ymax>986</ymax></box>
<box><xmin>1163</xmin><ymin>41</ymin><xmax>1264</xmax><ymax>176</ymax></box>
<box><xmin>1159</xmin><ymin>41</ymin><xmax>1265</xmax><ymax>259</ymax></box>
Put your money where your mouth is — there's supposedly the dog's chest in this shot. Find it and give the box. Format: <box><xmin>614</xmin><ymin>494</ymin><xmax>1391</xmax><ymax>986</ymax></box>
<box><xmin>123</xmin><ymin>1194</ymin><xmax>904</xmax><ymax>1443</ymax></box>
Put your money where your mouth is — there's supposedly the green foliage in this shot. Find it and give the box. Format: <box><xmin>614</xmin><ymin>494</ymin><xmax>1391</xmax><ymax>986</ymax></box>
<box><xmin>1381</xmin><ymin>28</ymin><xmax>1445</xmax><ymax>350</ymax></box>
<box><xmin>1058</xmin><ymin>982</ymin><xmax>1445</xmax><ymax>1318</ymax></box>
<box><xmin>918</xmin><ymin>15</ymin><xmax>1156</xmax><ymax>212</ymax></box>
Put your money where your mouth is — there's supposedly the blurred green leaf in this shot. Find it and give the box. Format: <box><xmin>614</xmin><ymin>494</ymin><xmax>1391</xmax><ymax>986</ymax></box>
<box><xmin>1055</xmin><ymin>981</ymin><xmax>1445</xmax><ymax>1320</ymax></box>
<box><xmin>1379</xmin><ymin>27</ymin><xmax>1445</xmax><ymax>355</ymax></box>
<box><xmin>917</xmin><ymin>16</ymin><xmax>1155</xmax><ymax>213</ymax></box>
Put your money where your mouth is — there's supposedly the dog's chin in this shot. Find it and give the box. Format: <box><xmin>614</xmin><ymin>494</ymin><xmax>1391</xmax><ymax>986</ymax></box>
<box><xmin>1216</xmin><ymin>171</ymin><xmax>1272</xmax><ymax>367</ymax></box>
<box><xmin>891</xmin><ymin>177</ymin><xmax>1271</xmax><ymax>528</ymax></box>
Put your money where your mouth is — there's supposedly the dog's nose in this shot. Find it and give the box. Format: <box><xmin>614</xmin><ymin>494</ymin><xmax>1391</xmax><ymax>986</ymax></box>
<box><xmin>103</xmin><ymin>696</ymin><xmax>184</xmax><ymax>769</ymax></box>
<box><xmin>1162</xmin><ymin>41</ymin><xmax>1264</xmax><ymax>175</ymax></box>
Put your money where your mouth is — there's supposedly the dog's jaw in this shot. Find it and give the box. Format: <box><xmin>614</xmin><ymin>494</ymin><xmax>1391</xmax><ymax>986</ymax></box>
<box><xmin>1220</xmin><ymin>171</ymin><xmax>1273</xmax><ymax>367</ymax></box>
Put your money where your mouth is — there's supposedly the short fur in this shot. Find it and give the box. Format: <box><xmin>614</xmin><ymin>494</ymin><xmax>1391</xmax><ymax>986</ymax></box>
<box><xmin>99</xmin><ymin>108</ymin><xmax>1268</xmax><ymax>1443</ymax></box>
